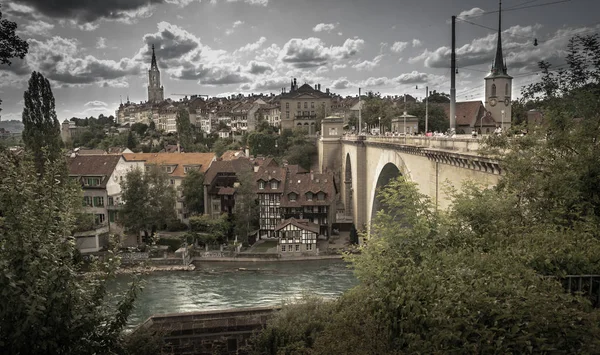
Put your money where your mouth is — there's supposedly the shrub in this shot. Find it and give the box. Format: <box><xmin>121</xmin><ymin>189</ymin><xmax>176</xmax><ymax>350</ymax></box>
<box><xmin>166</xmin><ymin>219</ymin><xmax>188</xmax><ymax>232</ymax></box>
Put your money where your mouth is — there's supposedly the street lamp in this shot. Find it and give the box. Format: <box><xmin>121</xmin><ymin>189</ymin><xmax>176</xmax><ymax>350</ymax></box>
<box><xmin>378</xmin><ymin>116</ymin><xmax>381</xmax><ymax>135</ymax></box>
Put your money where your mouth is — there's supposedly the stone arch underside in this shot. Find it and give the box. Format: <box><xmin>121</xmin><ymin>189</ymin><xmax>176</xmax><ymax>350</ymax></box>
<box><xmin>370</xmin><ymin>162</ymin><xmax>401</xmax><ymax>223</ymax></box>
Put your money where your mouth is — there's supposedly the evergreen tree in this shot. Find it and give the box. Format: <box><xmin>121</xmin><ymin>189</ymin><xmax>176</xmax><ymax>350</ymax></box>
<box><xmin>233</xmin><ymin>168</ymin><xmax>259</xmax><ymax>245</ymax></box>
<box><xmin>0</xmin><ymin>5</ymin><xmax>28</xmax><ymax>115</ymax></box>
<box><xmin>126</xmin><ymin>130</ymin><xmax>136</xmax><ymax>150</ymax></box>
<box><xmin>21</xmin><ymin>71</ymin><xmax>63</xmax><ymax>176</ymax></box>
<box><xmin>181</xmin><ymin>169</ymin><xmax>205</xmax><ymax>215</ymax></box>
<box><xmin>176</xmin><ymin>107</ymin><xmax>194</xmax><ymax>151</ymax></box>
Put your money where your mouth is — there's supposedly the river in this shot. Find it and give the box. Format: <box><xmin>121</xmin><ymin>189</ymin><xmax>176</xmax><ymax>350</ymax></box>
<box><xmin>109</xmin><ymin>260</ymin><xmax>357</xmax><ymax>328</ymax></box>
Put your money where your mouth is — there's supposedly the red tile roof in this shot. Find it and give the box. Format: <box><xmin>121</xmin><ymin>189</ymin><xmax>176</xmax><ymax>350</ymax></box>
<box><xmin>281</xmin><ymin>170</ymin><xmax>336</xmax><ymax>207</ymax></box>
<box><xmin>122</xmin><ymin>152</ymin><xmax>215</xmax><ymax>178</ymax></box>
<box><xmin>438</xmin><ymin>101</ymin><xmax>490</xmax><ymax>126</ymax></box>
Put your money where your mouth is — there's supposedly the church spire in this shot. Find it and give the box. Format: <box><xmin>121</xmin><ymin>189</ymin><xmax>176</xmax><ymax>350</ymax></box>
<box><xmin>492</xmin><ymin>1</ymin><xmax>507</xmax><ymax>75</ymax></box>
<box><xmin>150</xmin><ymin>44</ymin><xmax>158</xmax><ymax>70</ymax></box>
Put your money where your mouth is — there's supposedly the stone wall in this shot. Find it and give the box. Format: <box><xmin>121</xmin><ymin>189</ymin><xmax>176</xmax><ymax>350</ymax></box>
<box><xmin>136</xmin><ymin>306</ymin><xmax>280</xmax><ymax>354</ymax></box>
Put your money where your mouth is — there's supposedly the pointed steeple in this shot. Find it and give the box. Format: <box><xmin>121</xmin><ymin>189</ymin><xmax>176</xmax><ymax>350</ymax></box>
<box><xmin>150</xmin><ymin>44</ymin><xmax>158</xmax><ymax>71</ymax></box>
<box><xmin>491</xmin><ymin>1</ymin><xmax>507</xmax><ymax>76</ymax></box>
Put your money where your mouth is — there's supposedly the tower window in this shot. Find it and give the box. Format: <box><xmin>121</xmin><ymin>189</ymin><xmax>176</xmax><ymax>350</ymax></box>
<box><xmin>491</xmin><ymin>84</ymin><xmax>497</xmax><ymax>97</ymax></box>
<box><xmin>505</xmin><ymin>83</ymin><xmax>509</xmax><ymax>97</ymax></box>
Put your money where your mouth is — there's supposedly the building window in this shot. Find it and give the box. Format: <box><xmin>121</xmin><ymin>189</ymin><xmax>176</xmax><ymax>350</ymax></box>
<box><xmin>491</xmin><ymin>84</ymin><xmax>497</xmax><ymax>97</ymax></box>
<box><xmin>295</xmin><ymin>244</ymin><xmax>300</xmax><ymax>252</ymax></box>
<box><xmin>83</xmin><ymin>196</ymin><xmax>92</xmax><ymax>207</ymax></box>
<box><xmin>317</xmin><ymin>192</ymin><xmax>325</xmax><ymax>201</ymax></box>
<box><xmin>259</xmin><ymin>181</ymin><xmax>265</xmax><ymax>189</ymax></box>
<box><xmin>170</xmin><ymin>179</ymin><xmax>175</xmax><ymax>185</ymax></box>
<box><xmin>109</xmin><ymin>210</ymin><xmax>117</xmax><ymax>223</ymax></box>
<box><xmin>297</xmin><ymin>102</ymin><xmax>301</xmax><ymax>109</ymax></box>
<box><xmin>281</xmin><ymin>245</ymin><xmax>286</xmax><ymax>252</ymax></box>
<box><xmin>95</xmin><ymin>214</ymin><xmax>105</xmax><ymax>225</ymax></box>
<box><xmin>306</xmin><ymin>243</ymin><xmax>312</xmax><ymax>251</ymax></box>
<box><xmin>304</xmin><ymin>102</ymin><xmax>308</xmax><ymax>109</ymax></box>
<box><xmin>505</xmin><ymin>83</ymin><xmax>509</xmax><ymax>96</ymax></box>
<box><xmin>85</xmin><ymin>177</ymin><xmax>100</xmax><ymax>186</ymax></box>
<box><xmin>271</xmin><ymin>180</ymin><xmax>279</xmax><ymax>189</ymax></box>
<box><xmin>286</xmin><ymin>111</ymin><xmax>290</xmax><ymax>119</ymax></box>
<box><xmin>108</xmin><ymin>196</ymin><xmax>114</xmax><ymax>206</ymax></box>
<box><xmin>311</xmin><ymin>102</ymin><xmax>314</xmax><ymax>108</ymax></box>
<box><xmin>289</xmin><ymin>193</ymin><xmax>297</xmax><ymax>202</ymax></box>
<box><xmin>306</xmin><ymin>192</ymin><xmax>313</xmax><ymax>201</ymax></box>
<box><xmin>93</xmin><ymin>196</ymin><xmax>104</xmax><ymax>207</ymax></box>
<box><xmin>286</xmin><ymin>102</ymin><xmax>289</xmax><ymax>109</ymax></box>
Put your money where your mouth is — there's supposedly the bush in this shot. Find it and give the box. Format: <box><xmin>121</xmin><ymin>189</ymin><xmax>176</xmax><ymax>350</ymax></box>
<box><xmin>156</xmin><ymin>238</ymin><xmax>182</xmax><ymax>252</ymax></box>
<box><xmin>166</xmin><ymin>219</ymin><xmax>188</xmax><ymax>232</ymax></box>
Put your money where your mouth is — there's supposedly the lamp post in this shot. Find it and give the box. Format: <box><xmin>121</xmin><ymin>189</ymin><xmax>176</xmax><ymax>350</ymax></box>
<box><xmin>378</xmin><ymin>116</ymin><xmax>381</xmax><ymax>135</ymax></box>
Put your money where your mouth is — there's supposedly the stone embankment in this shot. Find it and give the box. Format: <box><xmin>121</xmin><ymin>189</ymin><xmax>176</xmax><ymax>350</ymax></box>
<box><xmin>116</xmin><ymin>263</ymin><xmax>196</xmax><ymax>275</ymax></box>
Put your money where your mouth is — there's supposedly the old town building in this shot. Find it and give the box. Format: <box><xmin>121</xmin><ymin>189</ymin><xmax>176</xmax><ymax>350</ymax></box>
<box><xmin>280</xmin><ymin>79</ymin><xmax>332</xmax><ymax>135</ymax></box>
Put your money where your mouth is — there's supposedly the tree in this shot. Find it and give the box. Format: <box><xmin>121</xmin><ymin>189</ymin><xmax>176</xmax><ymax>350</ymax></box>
<box><xmin>427</xmin><ymin>90</ymin><xmax>450</xmax><ymax>103</ymax></box>
<box><xmin>281</xmin><ymin>129</ymin><xmax>317</xmax><ymax>170</ymax></box>
<box><xmin>0</xmin><ymin>150</ymin><xmax>141</xmax><ymax>354</ymax></box>
<box><xmin>126</xmin><ymin>130</ymin><xmax>136</xmax><ymax>150</ymax></box>
<box><xmin>120</xmin><ymin>166</ymin><xmax>176</xmax><ymax>242</ymax></box>
<box><xmin>130</xmin><ymin>122</ymin><xmax>148</xmax><ymax>137</ymax></box>
<box><xmin>247</xmin><ymin>131</ymin><xmax>277</xmax><ymax>157</ymax></box>
<box><xmin>249</xmin><ymin>34</ymin><xmax>600</xmax><ymax>354</ymax></box>
<box><xmin>188</xmin><ymin>214</ymin><xmax>230</xmax><ymax>246</ymax></box>
<box><xmin>0</xmin><ymin>5</ymin><xmax>28</xmax><ymax>115</ymax></box>
<box><xmin>408</xmin><ymin>102</ymin><xmax>449</xmax><ymax>133</ymax></box>
<box><xmin>233</xmin><ymin>168</ymin><xmax>258</xmax><ymax>245</ymax></box>
<box><xmin>176</xmin><ymin>107</ymin><xmax>194</xmax><ymax>152</ymax></box>
<box><xmin>21</xmin><ymin>71</ymin><xmax>63</xmax><ymax>176</ymax></box>
<box><xmin>148</xmin><ymin>120</ymin><xmax>156</xmax><ymax>131</ymax></box>
<box><xmin>181</xmin><ymin>169</ymin><xmax>204</xmax><ymax>215</ymax></box>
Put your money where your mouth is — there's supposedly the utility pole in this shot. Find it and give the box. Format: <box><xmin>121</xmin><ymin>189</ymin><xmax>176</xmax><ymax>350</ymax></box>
<box><xmin>425</xmin><ymin>86</ymin><xmax>429</xmax><ymax>134</ymax></box>
<box><xmin>450</xmin><ymin>15</ymin><xmax>456</xmax><ymax>132</ymax></box>
<box><xmin>404</xmin><ymin>94</ymin><xmax>407</xmax><ymax>143</ymax></box>
<box><xmin>358</xmin><ymin>87</ymin><xmax>362</xmax><ymax>135</ymax></box>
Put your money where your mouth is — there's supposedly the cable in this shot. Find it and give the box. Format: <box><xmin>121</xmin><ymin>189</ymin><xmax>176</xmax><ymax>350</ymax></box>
<box><xmin>460</xmin><ymin>0</ymin><xmax>572</xmax><ymax>19</ymax></box>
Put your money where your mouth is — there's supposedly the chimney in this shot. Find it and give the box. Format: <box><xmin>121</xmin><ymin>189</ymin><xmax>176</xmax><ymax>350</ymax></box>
<box><xmin>294</xmin><ymin>78</ymin><xmax>297</xmax><ymax>89</ymax></box>
<box><xmin>326</xmin><ymin>88</ymin><xmax>330</xmax><ymax>95</ymax></box>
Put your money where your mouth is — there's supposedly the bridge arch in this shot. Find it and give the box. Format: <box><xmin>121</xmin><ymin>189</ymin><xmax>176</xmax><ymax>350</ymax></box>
<box><xmin>366</xmin><ymin>150</ymin><xmax>412</xmax><ymax>230</ymax></box>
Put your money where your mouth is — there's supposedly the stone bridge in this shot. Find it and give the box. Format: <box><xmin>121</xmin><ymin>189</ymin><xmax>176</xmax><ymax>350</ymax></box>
<box><xmin>318</xmin><ymin>122</ymin><xmax>501</xmax><ymax>231</ymax></box>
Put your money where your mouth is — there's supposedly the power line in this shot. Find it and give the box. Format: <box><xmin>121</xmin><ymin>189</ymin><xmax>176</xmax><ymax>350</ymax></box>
<box><xmin>460</xmin><ymin>0</ymin><xmax>572</xmax><ymax>19</ymax></box>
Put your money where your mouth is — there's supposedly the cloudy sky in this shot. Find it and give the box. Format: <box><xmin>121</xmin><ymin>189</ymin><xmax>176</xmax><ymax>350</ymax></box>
<box><xmin>0</xmin><ymin>0</ymin><xmax>598</xmax><ymax>121</ymax></box>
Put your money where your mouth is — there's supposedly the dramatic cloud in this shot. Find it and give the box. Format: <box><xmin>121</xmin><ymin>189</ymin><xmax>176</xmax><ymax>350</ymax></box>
<box><xmin>331</xmin><ymin>77</ymin><xmax>351</xmax><ymax>89</ymax></box>
<box><xmin>407</xmin><ymin>23</ymin><xmax>572</xmax><ymax>72</ymax></box>
<box><xmin>235</xmin><ymin>37</ymin><xmax>267</xmax><ymax>54</ymax></box>
<box><xmin>412</xmin><ymin>39</ymin><xmax>422</xmax><ymax>48</ymax></box>
<box><xmin>279</xmin><ymin>37</ymin><xmax>364</xmax><ymax>68</ymax></box>
<box><xmin>391</xmin><ymin>41</ymin><xmax>408</xmax><ymax>53</ymax></box>
<box><xmin>393</xmin><ymin>70</ymin><xmax>430</xmax><ymax>84</ymax></box>
<box><xmin>245</xmin><ymin>61</ymin><xmax>273</xmax><ymax>74</ymax></box>
<box><xmin>96</xmin><ymin>37</ymin><xmax>107</xmax><ymax>49</ymax></box>
<box><xmin>225</xmin><ymin>20</ymin><xmax>244</xmax><ymax>35</ymax></box>
<box><xmin>359</xmin><ymin>77</ymin><xmax>389</xmax><ymax>87</ymax></box>
<box><xmin>84</xmin><ymin>100</ymin><xmax>108</xmax><ymax>108</ymax></box>
<box><xmin>313</xmin><ymin>23</ymin><xmax>337</xmax><ymax>33</ymax></box>
<box><xmin>19</xmin><ymin>20</ymin><xmax>54</xmax><ymax>37</ymax></box>
<box><xmin>10</xmin><ymin>0</ymin><xmax>162</xmax><ymax>23</ymax></box>
<box><xmin>173</xmin><ymin>63</ymin><xmax>250</xmax><ymax>85</ymax></box>
<box><xmin>457</xmin><ymin>7</ymin><xmax>485</xmax><ymax>20</ymax></box>
<box><xmin>352</xmin><ymin>54</ymin><xmax>384</xmax><ymax>71</ymax></box>
<box><xmin>238</xmin><ymin>77</ymin><xmax>289</xmax><ymax>92</ymax></box>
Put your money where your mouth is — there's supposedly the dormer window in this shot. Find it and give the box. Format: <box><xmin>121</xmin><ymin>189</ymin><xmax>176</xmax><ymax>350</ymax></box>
<box><xmin>289</xmin><ymin>192</ymin><xmax>297</xmax><ymax>202</ymax></box>
<box><xmin>259</xmin><ymin>180</ymin><xmax>265</xmax><ymax>190</ymax></box>
<box><xmin>163</xmin><ymin>166</ymin><xmax>174</xmax><ymax>173</ymax></box>
<box><xmin>85</xmin><ymin>177</ymin><xmax>101</xmax><ymax>186</ymax></box>
<box><xmin>306</xmin><ymin>192</ymin><xmax>313</xmax><ymax>201</ymax></box>
<box><xmin>317</xmin><ymin>192</ymin><xmax>326</xmax><ymax>201</ymax></box>
<box><xmin>271</xmin><ymin>180</ymin><xmax>279</xmax><ymax>189</ymax></box>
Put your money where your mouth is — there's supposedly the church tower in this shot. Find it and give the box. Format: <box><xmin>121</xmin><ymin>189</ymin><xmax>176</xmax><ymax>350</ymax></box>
<box><xmin>147</xmin><ymin>44</ymin><xmax>164</xmax><ymax>103</ymax></box>
<box><xmin>484</xmin><ymin>1</ymin><xmax>512</xmax><ymax>129</ymax></box>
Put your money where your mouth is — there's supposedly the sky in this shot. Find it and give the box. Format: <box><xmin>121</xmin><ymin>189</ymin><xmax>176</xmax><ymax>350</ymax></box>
<box><xmin>0</xmin><ymin>0</ymin><xmax>598</xmax><ymax>121</ymax></box>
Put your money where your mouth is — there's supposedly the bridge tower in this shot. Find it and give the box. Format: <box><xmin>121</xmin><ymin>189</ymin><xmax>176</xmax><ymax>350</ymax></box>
<box><xmin>318</xmin><ymin>115</ymin><xmax>344</xmax><ymax>174</ymax></box>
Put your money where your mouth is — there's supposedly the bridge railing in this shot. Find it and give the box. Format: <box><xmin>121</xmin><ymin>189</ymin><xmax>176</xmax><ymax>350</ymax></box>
<box><xmin>341</xmin><ymin>134</ymin><xmax>484</xmax><ymax>153</ymax></box>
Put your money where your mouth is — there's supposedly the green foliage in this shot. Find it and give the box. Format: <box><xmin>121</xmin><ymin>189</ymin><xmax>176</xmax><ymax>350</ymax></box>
<box><xmin>157</xmin><ymin>237</ymin><xmax>183</xmax><ymax>252</ymax></box>
<box><xmin>148</xmin><ymin>120</ymin><xmax>156</xmax><ymax>131</ymax></box>
<box><xmin>408</xmin><ymin>102</ymin><xmax>449</xmax><ymax>133</ymax></box>
<box><xmin>233</xmin><ymin>168</ymin><xmax>259</xmax><ymax>245</ymax></box>
<box><xmin>126</xmin><ymin>130</ymin><xmax>136</xmax><ymax>150</ymax></box>
<box><xmin>279</xmin><ymin>128</ymin><xmax>317</xmax><ymax>170</ymax></box>
<box><xmin>130</xmin><ymin>122</ymin><xmax>148</xmax><ymax>137</ymax></box>
<box><xmin>249</xmin><ymin>35</ymin><xmax>600</xmax><ymax>354</ymax></box>
<box><xmin>181</xmin><ymin>169</ymin><xmax>205</xmax><ymax>215</ymax></box>
<box><xmin>247</xmin><ymin>130</ymin><xmax>277</xmax><ymax>156</ymax></box>
<box><xmin>189</xmin><ymin>214</ymin><xmax>230</xmax><ymax>245</ymax></box>
<box><xmin>361</xmin><ymin>92</ymin><xmax>400</xmax><ymax>129</ymax></box>
<box><xmin>0</xmin><ymin>150</ymin><xmax>140</xmax><ymax>354</ymax></box>
<box><xmin>119</xmin><ymin>166</ymin><xmax>176</xmax><ymax>239</ymax></box>
<box><xmin>427</xmin><ymin>90</ymin><xmax>450</xmax><ymax>103</ymax></box>
<box><xmin>212</xmin><ymin>138</ymin><xmax>239</xmax><ymax>158</ymax></box>
<box><xmin>176</xmin><ymin>107</ymin><xmax>194</xmax><ymax>152</ymax></box>
<box><xmin>166</xmin><ymin>219</ymin><xmax>188</xmax><ymax>232</ymax></box>
<box><xmin>21</xmin><ymin>71</ymin><xmax>63</xmax><ymax>175</ymax></box>
<box><xmin>0</xmin><ymin>6</ymin><xmax>28</xmax><ymax>114</ymax></box>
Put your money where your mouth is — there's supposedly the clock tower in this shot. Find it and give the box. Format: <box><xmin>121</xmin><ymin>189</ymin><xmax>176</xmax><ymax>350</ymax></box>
<box><xmin>147</xmin><ymin>44</ymin><xmax>164</xmax><ymax>103</ymax></box>
<box><xmin>484</xmin><ymin>1</ymin><xmax>512</xmax><ymax>129</ymax></box>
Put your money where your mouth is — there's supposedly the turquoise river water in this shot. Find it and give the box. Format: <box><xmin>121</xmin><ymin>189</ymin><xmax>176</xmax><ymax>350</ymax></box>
<box><xmin>109</xmin><ymin>260</ymin><xmax>357</xmax><ymax>328</ymax></box>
